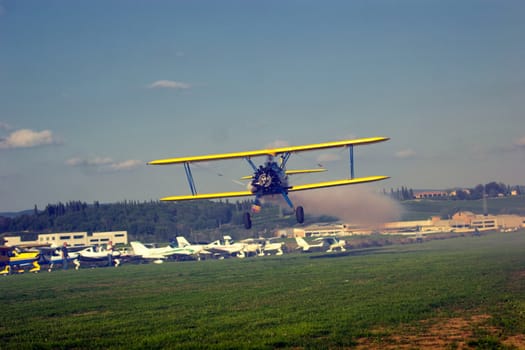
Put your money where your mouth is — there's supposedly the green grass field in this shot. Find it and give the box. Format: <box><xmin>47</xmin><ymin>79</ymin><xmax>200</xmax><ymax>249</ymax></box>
<box><xmin>1</xmin><ymin>232</ymin><xmax>524</xmax><ymax>349</ymax></box>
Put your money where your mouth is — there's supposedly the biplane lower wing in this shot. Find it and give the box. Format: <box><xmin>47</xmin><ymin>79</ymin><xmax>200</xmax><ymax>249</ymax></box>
<box><xmin>160</xmin><ymin>190</ymin><xmax>253</xmax><ymax>201</ymax></box>
<box><xmin>159</xmin><ymin>175</ymin><xmax>389</xmax><ymax>201</ymax></box>
<box><xmin>289</xmin><ymin>175</ymin><xmax>390</xmax><ymax>192</ymax></box>
<box><xmin>284</xmin><ymin>169</ymin><xmax>327</xmax><ymax>175</ymax></box>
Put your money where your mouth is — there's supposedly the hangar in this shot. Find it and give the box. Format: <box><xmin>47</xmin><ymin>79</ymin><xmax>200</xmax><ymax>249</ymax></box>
<box><xmin>3</xmin><ymin>231</ymin><xmax>128</xmax><ymax>247</ymax></box>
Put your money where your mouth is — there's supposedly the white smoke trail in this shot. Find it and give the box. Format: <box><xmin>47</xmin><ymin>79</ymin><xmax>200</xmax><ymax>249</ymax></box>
<box><xmin>287</xmin><ymin>186</ymin><xmax>403</xmax><ymax>226</ymax></box>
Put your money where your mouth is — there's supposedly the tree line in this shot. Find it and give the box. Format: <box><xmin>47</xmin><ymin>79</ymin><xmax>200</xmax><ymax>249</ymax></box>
<box><xmin>387</xmin><ymin>182</ymin><xmax>523</xmax><ymax>201</ymax></box>
<box><xmin>0</xmin><ymin>200</ymin><xmax>297</xmax><ymax>243</ymax></box>
<box><xmin>1</xmin><ymin>181</ymin><xmax>522</xmax><ymax>243</ymax></box>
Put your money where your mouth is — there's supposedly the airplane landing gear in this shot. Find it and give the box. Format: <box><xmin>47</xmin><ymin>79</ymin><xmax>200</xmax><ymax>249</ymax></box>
<box><xmin>295</xmin><ymin>206</ymin><xmax>304</xmax><ymax>224</ymax></box>
<box><xmin>243</xmin><ymin>212</ymin><xmax>252</xmax><ymax>229</ymax></box>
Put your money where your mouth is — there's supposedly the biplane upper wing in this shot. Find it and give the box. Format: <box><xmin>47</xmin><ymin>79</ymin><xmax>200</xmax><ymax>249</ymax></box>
<box><xmin>289</xmin><ymin>175</ymin><xmax>390</xmax><ymax>192</ymax></box>
<box><xmin>148</xmin><ymin>136</ymin><xmax>389</xmax><ymax>165</ymax></box>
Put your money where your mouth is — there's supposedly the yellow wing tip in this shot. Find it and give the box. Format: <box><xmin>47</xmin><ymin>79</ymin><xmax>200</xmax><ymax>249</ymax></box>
<box><xmin>148</xmin><ymin>159</ymin><xmax>173</xmax><ymax>165</ymax></box>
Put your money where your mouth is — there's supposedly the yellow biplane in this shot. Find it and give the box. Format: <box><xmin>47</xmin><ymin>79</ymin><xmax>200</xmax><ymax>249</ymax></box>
<box><xmin>0</xmin><ymin>246</ymin><xmax>40</xmax><ymax>275</ymax></box>
<box><xmin>149</xmin><ymin>136</ymin><xmax>389</xmax><ymax>229</ymax></box>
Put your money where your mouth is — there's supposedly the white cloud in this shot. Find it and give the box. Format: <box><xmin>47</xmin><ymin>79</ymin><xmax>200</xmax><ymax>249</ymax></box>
<box><xmin>316</xmin><ymin>153</ymin><xmax>341</xmax><ymax>163</ymax></box>
<box><xmin>66</xmin><ymin>156</ymin><xmax>142</xmax><ymax>171</ymax></box>
<box><xmin>66</xmin><ymin>156</ymin><xmax>113</xmax><ymax>167</ymax></box>
<box><xmin>147</xmin><ymin>80</ymin><xmax>191</xmax><ymax>89</ymax></box>
<box><xmin>0</xmin><ymin>122</ymin><xmax>11</xmax><ymax>130</ymax></box>
<box><xmin>515</xmin><ymin>136</ymin><xmax>525</xmax><ymax>147</ymax></box>
<box><xmin>109</xmin><ymin>159</ymin><xmax>142</xmax><ymax>171</ymax></box>
<box><xmin>0</xmin><ymin>129</ymin><xmax>58</xmax><ymax>149</ymax></box>
<box><xmin>266</xmin><ymin>140</ymin><xmax>290</xmax><ymax>149</ymax></box>
<box><xmin>395</xmin><ymin>149</ymin><xmax>416</xmax><ymax>158</ymax></box>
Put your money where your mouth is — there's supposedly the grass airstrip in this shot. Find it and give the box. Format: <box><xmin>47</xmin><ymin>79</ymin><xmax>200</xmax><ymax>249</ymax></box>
<box><xmin>1</xmin><ymin>231</ymin><xmax>525</xmax><ymax>349</ymax></box>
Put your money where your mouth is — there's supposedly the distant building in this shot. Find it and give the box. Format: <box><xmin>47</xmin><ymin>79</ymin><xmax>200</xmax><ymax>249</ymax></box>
<box><xmin>4</xmin><ymin>231</ymin><xmax>128</xmax><ymax>247</ymax></box>
<box><xmin>301</xmin><ymin>224</ymin><xmax>349</xmax><ymax>237</ymax></box>
<box><xmin>278</xmin><ymin>223</ymin><xmax>368</xmax><ymax>238</ymax></box>
<box><xmin>38</xmin><ymin>232</ymin><xmax>88</xmax><ymax>247</ymax></box>
<box><xmin>382</xmin><ymin>216</ymin><xmax>451</xmax><ymax>233</ymax></box>
<box><xmin>87</xmin><ymin>231</ymin><xmax>128</xmax><ymax>246</ymax></box>
<box><xmin>276</xmin><ymin>228</ymin><xmax>306</xmax><ymax>238</ymax></box>
<box><xmin>275</xmin><ymin>212</ymin><xmax>524</xmax><ymax>238</ymax></box>
<box><xmin>449</xmin><ymin>189</ymin><xmax>471</xmax><ymax>197</ymax></box>
<box><xmin>414</xmin><ymin>191</ymin><xmax>448</xmax><ymax>199</ymax></box>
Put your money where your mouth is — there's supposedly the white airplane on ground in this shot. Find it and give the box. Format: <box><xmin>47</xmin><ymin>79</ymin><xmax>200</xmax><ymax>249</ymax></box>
<box><xmin>175</xmin><ymin>237</ymin><xmax>210</xmax><ymax>259</ymax></box>
<box><xmin>295</xmin><ymin>237</ymin><xmax>346</xmax><ymax>253</ymax></box>
<box><xmin>129</xmin><ymin>241</ymin><xmax>198</xmax><ymax>261</ymax></box>
<box><xmin>295</xmin><ymin>237</ymin><xmax>324</xmax><ymax>252</ymax></box>
<box><xmin>78</xmin><ymin>246</ymin><xmax>121</xmax><ymax>261</ymax></box>
<box><xmin>205</xmin><ymin>235</ymin><xmax>246</xmax><ymax>258</ymax></box>
<box><xmin>39</xmin><ymin>247</ymin><xmax>81</xmax><ymax>271</ymax></box>
<box><xmin>261</xmin><ymin>238</ymin><xmax>284</xmax><ymax>255</ymax></box>
<box><xmin>321</xmin><ymin>237</ymin><xmax>346</xmax><ymax>252</ymax></box>
<box><xmin>242</xmin><ymin>238</ymin><xmax>284</xmax><ymax>256</ymax></box>
<box><xmin>239</xmin><ymin>238</ymin><xmax>264</xmax><ymax>257</ymax></box>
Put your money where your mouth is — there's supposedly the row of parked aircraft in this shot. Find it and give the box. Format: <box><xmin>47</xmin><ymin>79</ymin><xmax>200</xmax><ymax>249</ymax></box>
<box><xmin>0</xmin><ymin>244</ymin><xmax>123</xmax><ymax>274</ymax></box>
<box><xmin>0</xmin><ymin>235</ymin><xmax>347</xmax><ymax>274</ymax></box>
<box><xmin>129</xmin><ymin>236</ymin><xmax>285</xmax><ymax>262</ymax></box>
<box><xmin>129</xmin><ymin>235</ymin><xmax>347</xmax><ymax>262</ymax></box>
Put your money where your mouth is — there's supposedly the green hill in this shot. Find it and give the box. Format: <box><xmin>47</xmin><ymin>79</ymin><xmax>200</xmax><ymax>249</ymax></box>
<box><xmin>1</xmin><ymin>196</ymin><xmax>524</xmax><ymax>243</ymax></box>
<box><xmin>0</xmin><ymin>200</ymin><xmax>327</xmax><ymax>243</ymax></box>
<box><xmin>401</xmin><ymin>196</ymin><xmax>525</xmax><ymax>221</ymax></box>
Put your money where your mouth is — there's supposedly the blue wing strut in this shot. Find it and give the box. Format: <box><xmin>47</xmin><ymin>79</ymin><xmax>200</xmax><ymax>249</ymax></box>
<box><xmin>183</xmin><ymin>162</ymin><xmax>197</xmax><ymax>195</ymax></box>
<box><xmin>280</xmin><ymin>190</ymin><xmax>294</xmax><ymax>209</ymax></box>
<box><xmin>349</xmin><ymin>145</ymin><xmax>354</xmax><ymax>179</ymax></box>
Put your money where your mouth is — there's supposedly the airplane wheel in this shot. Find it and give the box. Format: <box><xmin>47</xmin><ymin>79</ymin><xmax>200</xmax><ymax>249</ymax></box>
<box><xmin>243</xmin><ymin>212</ymin><xmax>252</xmax><ymax>229</ymax></box>
<box><xmin>296</xmin><ymin>206</ymin><xmax>304</xmax><ymax>224</ymax></box>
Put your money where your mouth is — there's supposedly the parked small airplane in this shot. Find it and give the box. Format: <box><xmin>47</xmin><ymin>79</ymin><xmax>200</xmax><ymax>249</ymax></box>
<box><xmin>175</xmin><ymin>236</ymin><xmax>210</xmax><ymax>259</ymax></box>
<box><xmin>39</xmin><ymin>247</ymin><xmax>81</xmax><ymax>271</ymax></box>
<box><xmin>295</xmin><ymin>237</ymin><xmax>346</xmax><ymax>253</ymax></box>
<box><xmin>78</xmin><ymin>246</ymin><xmax>121</xmax><ymax>265</ymax></box>
<box><xmin>130</xmin><ymin>241</ymin><xmax>199</xmax><ymax>261</ymax></box>
<box><xmin>261</xmin><ymin>238</ymin><xmax>285</xmax><ymax>255</ymax></box>
<box><xmin>239</xmin><ymin>238</ymin><xmax>264</xmax><ymax>256</ymax></box>
<box><xmin>322</xmin><ymin>237</ymin><xmax>347</xmax><ymax>252</ymax></box>
<box><xmin>0</xmin><ymin>246</ymin><xmax>40</xmax><ymax>274</ymax></box>
<box><xmin>205</xmin><ymin>235</ymin><xmax>246</xmax><ymax>258</ymax></box>
<box><xmin>149</xmin><ymin>136</ymin><xmax>389</xmax><ymax>229</ymax></box>
<box><xmin>242</xmin><ymin>238</ymin><xmax>284</xmax><ymax>256</ymax></box>
<box><xmin>295</xmin><ymin>237</ymin><xmax>324</xmax><ymax>252</ymax></box>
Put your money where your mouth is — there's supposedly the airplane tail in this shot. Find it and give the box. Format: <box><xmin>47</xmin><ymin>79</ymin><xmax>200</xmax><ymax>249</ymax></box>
<box><xmin>130</xmin><ymin>242</ymin><xmax>149</xmax><ymax>256</ymax></box>
<box><xmin>176</xmin><ymin>236</ymin><xmax>191</xmax><ymax>247</ymax></box>
<box><xmin>295</xmin><ymin>237</ymin><xmax>310</xmax><ymax>251</ymax></box>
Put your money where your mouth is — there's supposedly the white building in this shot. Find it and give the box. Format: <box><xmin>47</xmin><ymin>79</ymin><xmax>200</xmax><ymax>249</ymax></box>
<box><xmin>275</xmin><ymin>213</ymin><xmax>525</xmax><ymax>238</ymax></box>
<box><xmin>3</xmin><ymin>231</ymin><xmax>128</xmax><ymax>247</ymax></box>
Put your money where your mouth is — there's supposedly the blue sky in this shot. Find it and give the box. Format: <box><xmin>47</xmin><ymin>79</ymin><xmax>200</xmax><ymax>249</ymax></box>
<box><xmin>1</xmin><ymin>0</ymin><xmax>524</xmax><ymax>212</ymax></box>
